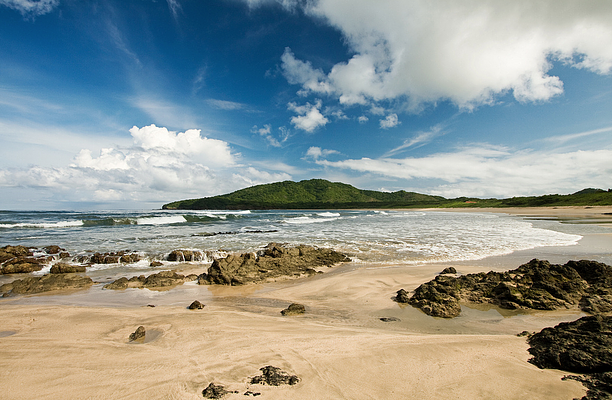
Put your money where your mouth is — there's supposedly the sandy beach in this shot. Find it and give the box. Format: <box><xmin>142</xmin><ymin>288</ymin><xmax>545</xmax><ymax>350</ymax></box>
<box><xmin>1</xmin><ymin>206</ymin><xmax>611</xmax><ymax>399</ymax></box>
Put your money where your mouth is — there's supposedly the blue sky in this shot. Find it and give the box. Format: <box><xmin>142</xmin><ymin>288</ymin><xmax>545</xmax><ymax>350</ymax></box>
<box><xmin>1</xmin><ymin>0</ymin><xmax>611</xmax><ymax>209</ymax></box>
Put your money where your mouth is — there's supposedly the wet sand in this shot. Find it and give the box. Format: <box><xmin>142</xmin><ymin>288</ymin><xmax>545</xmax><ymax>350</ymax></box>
<box><xmin>1</xmin><ymin>206</ymin><xmax>610</xmax><ymax>399</ymax></box>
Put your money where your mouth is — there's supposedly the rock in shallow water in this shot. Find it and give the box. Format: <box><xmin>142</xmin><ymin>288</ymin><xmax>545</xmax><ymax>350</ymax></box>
<box><xmin>0</xmin><ymin>274</ymin><xmax>93</xmax><ymax>296</ymax></box>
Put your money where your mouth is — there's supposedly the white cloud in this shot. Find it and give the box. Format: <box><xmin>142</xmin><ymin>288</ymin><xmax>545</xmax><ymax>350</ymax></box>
<box><xmin>166</xmin><ymin>0</ymin><xmax>182</xmax><ymax>21</ymax></box>
<box><xmin>206</xmin><ymin>99</ymin><xmax>247</xmax><ymax>110</ymax></box>
<box><xmin>358</xmin><ymin>115</ymin><xmax>368</xmax><ymax>124</ymax></box>
<box><xmin>384</xmin><ymin>124</ymin><xmax>445</xmax><ymax>157</ymax></box>
<box><xmin>288</xmin><ymin>100</ymin><xmax>329</xmax><ymax>132</ymax></box>
<box><xmin>0</xmin><ymin>125</ymin><xmax>291</xmax><ymax>207</ymax></box>
<box><xmin>0</xmin><ymin>0</ymin><xmax>58</xmax><ymax>17</ymax></box>
<box><xmin>379</xmin><ymin>113</ymin><xmax>400</xmax><ymax>129</ymax></box>
<box><xmin>304</xmin><ymin>146</ymin><xmax>339</xmax><ymax>160</ymax></box>
<box><xmin>313</xmin><ymin>145</ymin><xmax>612</xmax><ymax>198</ymax></box>
<box><xmin>276</xmin><ymin>1</ymin><xmax>612</xmax><ymax>110</ymax></box>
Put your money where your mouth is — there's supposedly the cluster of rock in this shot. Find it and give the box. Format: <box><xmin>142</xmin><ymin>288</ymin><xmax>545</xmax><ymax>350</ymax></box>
<box><xmin>0</xmin><ymin>245</ymin><xmax>61</xmax><ymax>274</ymax></box>
<box><xmin>0</xmin><ymin>274</ymin><xmax>93</xmax><ymax>297</ymax></box>
<box><xmin>527</xmin><ymin>316</ymin><xmax>612</xmax><ymax>400</ymax></box>
<box><xmin>202</xmin><ymin>366</ymin><xmax>299</xmax><ymax>399</ymax></box>
<box><xmin>103</xmin><ymin>271</ymin><xmax>198</xmax><ymax>290</ymax></box>
<box><xmin>397</xmin><ymin>259</ymin><xmax>612</xmax><ymax>318</ymax></box>
<box><xmin>198</xmin><ymin>243</ymin><xmax>350</xmax><ymax>286</ymax></box>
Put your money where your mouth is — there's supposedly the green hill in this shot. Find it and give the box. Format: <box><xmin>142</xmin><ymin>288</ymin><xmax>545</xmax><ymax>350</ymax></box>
<box><xmin>162</xmin><ymin>181</ymin><xmax>612</xmax><ymax>210</ymax></box>
<box><xmin>162</xmin><ymin>179</ymin><xmax>445</xmax><ymax>210</ymax></box>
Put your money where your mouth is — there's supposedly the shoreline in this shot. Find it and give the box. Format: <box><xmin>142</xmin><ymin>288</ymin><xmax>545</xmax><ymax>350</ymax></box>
<box><xmin>2</xmin><ymin>208</ymin><xmax>610</xmax><ymax>398</ymax></box>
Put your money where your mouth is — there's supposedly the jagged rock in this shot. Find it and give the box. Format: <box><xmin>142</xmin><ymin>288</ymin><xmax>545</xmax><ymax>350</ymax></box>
<box><xmin>103</xmin><ymin>270</ymin><xmax>192</xmax><ymax>290</ymax></box>
<box><xmin>129</xmin><ymin>326</ymin><xmax>146</xmax><ymax>342</ymax></box>
<box><xmin>50</xmin><ymin>263</ymin><xmax>86</xmax><ymax>274</ymax></box>
<box><xmin>202</xmin><ymin>383</ymin><xmax>237</xmax><ymax>399</ymax></box>
<box><xmin>0</xmin><ymin>274</ymin><xmax>93</xmax><ymax>296</ymax></box>
<box><xmin>527</xmin><ymin>316</ymin><xmax>612</xmax><ymax>373</ymax></box>
<box><xmin>528</xmin><ymin>316</ymin><xmax>612</xmax><ymax>400</ymax></box>
<box><xmin>188</xmin><ymin>300</ymin><xmax>205</xmax><ymax>310</ymax></box>
<box><xmin>395</xmin><ymin>288</ymin><xmax>411</xmax><ymax>303</ymax></box>
<box><xmin>281</xmin><ymin>303</ymin><xmax>305</xmax><ymax>316</ymax></box>
<box><xmin>43</xmin><ymin>245</ymin><xmax>64</xmax><ymax>254</ymax></box>
<box><xmin>200</xmin><ymin>243</ymin><xmax>350</xmax><ymax>286</ymax></box>
<box><xmin>402</xmin><ymin>259</ymin><xmax>612</xmax><ymax>318</ymax></box>
<box><xmin>88</xmin><ymin>251</ymin><xmax>140</xmax><ymax>264</ymax></box>
<box><xmin>440</xmin><ymin>267</ymin><xmax>457</xmax><ymax>274</ymax></box>
<box><xmin>250</xmin><ymin>366</ymin><xmax>300</xmax><ymax>386</ymax></box>
<box><xmin>167</xmin><ymin>249</ymin><xmax>204</xmax><ymax>262</ymax></box>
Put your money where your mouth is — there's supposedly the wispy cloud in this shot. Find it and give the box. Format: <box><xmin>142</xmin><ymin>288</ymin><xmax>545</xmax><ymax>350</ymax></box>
<box><xmin>543</xmin><ymin>126</ymin><xmax>612</xmax><ymax>145</ymax></box>
<box><xmin>0</xmin><ymin>0</ymin><xmax>58</xmax><ymax>18</ymax></box>
<box><xmin>166</xmin><ymin>0</ymin><xmax>182</xmax><ymax>21</ymax></box>
<box><xmin>384</xmin><ymin>124</ymin><xmax>446</xmax><ymax>157</ymax></box>
<box><xmin>207</xmin><ymin>99</ymin><xmax>248</xmax><ymax>111</ymax></box>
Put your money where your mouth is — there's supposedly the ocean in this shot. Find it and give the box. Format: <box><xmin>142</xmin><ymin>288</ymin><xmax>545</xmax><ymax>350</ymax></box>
<box><xmin>0</xmin><ymin>209</ymin><xmax>588</xmax><ymax>277</ymax></box>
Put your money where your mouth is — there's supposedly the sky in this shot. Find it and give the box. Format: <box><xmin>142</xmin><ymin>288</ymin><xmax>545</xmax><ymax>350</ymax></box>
<box><xmin>0</xmin><ymin>0</ymin><xmax>611</xmax><ymax>210</ymax></box>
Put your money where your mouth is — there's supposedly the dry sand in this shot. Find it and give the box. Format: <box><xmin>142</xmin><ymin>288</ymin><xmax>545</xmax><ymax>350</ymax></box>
<box><xmin>2</xmin><ymin>206</ymin><xmax>611</xmax><ymax>399</ymax></box>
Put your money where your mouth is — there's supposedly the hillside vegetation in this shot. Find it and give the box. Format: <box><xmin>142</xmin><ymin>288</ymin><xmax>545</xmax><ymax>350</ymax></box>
<box><xmin>162</xmin><ymin>180</ymin><xmax>612</xmax><ymax>210</ymax></box>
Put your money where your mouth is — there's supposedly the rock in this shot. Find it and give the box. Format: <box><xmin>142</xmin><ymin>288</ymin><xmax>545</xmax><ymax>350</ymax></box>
<box><xmin>43</xmin><ymin>245</ymin><xmax>64</xmax><ymax>254</ymax></box>
<box><xmin>88</xmin><ymin>251</ymin><xmax>140</xmax><ymax>264</ymax></box>
<box><xmin>167</xmin><ymin>249</ymin><xmax>204</xmax><ymax>262</ymax></box>
<box><xmin>150</xmin><ymin>261</ymin><xmax>164</xmax><ymax>267</ymax></box>
<box><xmin>201</xmin><ymin>243</ymin><xmax>350</xmax><ymax>286</ymax></box>
<box><xmin>202</xmin><ymin>383</ymin><xmax>237</xmax><ymax>399</ymax></box>
<box><xmin>129</xmin><ymin>326</ymin><xmax>146</xmax><ymax>342</ymax></box>
<box><xmin>244</xmin><ymin>391</ymin><xmax>261</xmax><ymax>396</ymax></box>
<box><xmin>403</xmin><ymin>259</ymin><xmax>612</xmax><ymax>318</ymax></box>
<box><xmin>188</xmin><ymin>300</ymin><xmax>205</xmax><ymax>310</ymax></box>
<box><xmin>440</xmin><ymin>267</ymin><xmax>457</xmax><ymax>274</ymax></box>
<box><xmin>380</xmin><ymin>317</ymin><xmax>401</xmax><ymax>322</ymax></box>
<box><xmin>50</xmin><ymin>263</ymin><xmax>86</xmax><ymax>274</ymax></box>
<box><xmin>0</xmin><ymin>274</ymin><xmax>93</xmax><ymax>296</ymax></box>
<box><xmin>0</xmin><ymin>246</ymin><xmax>32</xmax><ymax>263</ymax></box>
<box><xmin>103</xmin><ymin>271</ymin><xmax>191</xmax><ymax>290</ymax></box>
<box><xmin>281</xmin><ymin>303</ymin><xmax>305</xmax><ymax>316</ymax></box>
<box><xmin>0</xmin><ymin>261</ymin><xmax>44</xmax><ymax>274</ymax></box>
<box><xmin>395</xmin><ymin>289</ymin><xmax>411</xmax><ymax>303</ymax></box>
<box><xmin>527</xmin><ymin>315</ymin><xmax>612</xmax><ymax>373</ymax></box>
<box><xmin>528</xmin><ymin>316</ymin><xmax>612</xmax><ymax>400</ymax></box>
<box><xmin>250</xmin><ymin>366</ymin><xmax>300</xmax><ymax>386</ymax></box>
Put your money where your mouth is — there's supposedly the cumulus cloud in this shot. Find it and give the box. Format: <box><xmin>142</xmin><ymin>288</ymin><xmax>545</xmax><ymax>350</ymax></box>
<box><xmin>0</xmin><ymin>0</ymin><xmax>58</xmax><ymax>18</ymax></box>
<box><xmin>276</xmin><ymin>1</ymin><xmax>612</xmax><ymax>110</ymax></box>
<box><xmin>358</xmin><ymin>115</ymin><xmax>368</xmax><ymax>124</ymax></box>
<box><xmin>304</xmin><ymin>146</ymin><xmax>339</xmax><ymax>160</ymax></box>
<box><xmin>379</xmin><ymin>113</ymin><xmax>400</xmax><ymax>129</ymax></box>
<box><xmin>288</xmin><ymin>100</ymin><xmax>329</xmax><ymax>132</ymax></box>
<box><xmin>0</xmin><ymin>125</ymin><xmax>291</xmax><ymax>206</ymax></box>
<box><xmin>311</xmin><ymin>145</ymin><xmax>612</xmax><ymax>198</ymax></box>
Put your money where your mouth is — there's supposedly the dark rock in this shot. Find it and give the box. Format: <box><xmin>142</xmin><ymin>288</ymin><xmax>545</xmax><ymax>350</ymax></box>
<box><xmin>202</xmin><ymin>383</ymin><xmax>237</xmax><ymax>399</ymax></box>
<box><xmin>281</xmin><ymin>303</ymin><xmax>305</xmax><ymax>316</ymax></box>
<box><xmin>250</xmin><ymin>366</ymin><xmax>300</xmax><ymax>386</ymax></box>
<box><xmin>404</xmin><ymin>259</ymin><xmax>612</xmax><ymax>318</ymax></box>
<box><xmin>0</xmin><ymin>261</ymin><xmax>44</xmax><ymax>274</ymax></box>
<box><xmin>0</xmin><ymin>246</ymin><xmax>32</xmax><ymax>263</ymax></box>
<box><xmin>188</xmin><ymin>300</ymin><xmax>205</xmax><ymax>310</ymax></box>
<box><xmin>563</xmin><ymin>372</ymin><xmax>612</xmax><ymax>400</ymax></box>
<box><xmin>244</xmin><ymin>391</ymin><xmax>261</xmax><ymax>396</ymax></box>
<box><xmin>395</xmin><ymin>288</ymin><xmax>411</xmax><ymax>303</ymax></box>
<box><xmin>103</xmin><ymin>270</ymin><xmax>191</xmax><ymax>290</ymax></box>
<box><xmin>150</xmin><ymin>261</ymin><xmax>164</xmax><ymax>267</ymax></box>
<box><xmin>129</xmin><ymin>326</ymin><xmax>146</xmax><ymax>342</ymax></box>
<box><xmin>50</xmin><ymin>263</ymin><xmax>86</xmax><ymax>274</ymax></box>
<box><xmin>527</xmin><ymin>315</ymin><xmax>612</xmax><ymax>373</ymax></box>
<box><xmin>440</xmin><ymin>267</ymin><xmax>457</xmax><ymax>274</ymax></box>
<box><xmin>517</xmin><ymin>331</ymin><xmax>532</xmax><ymax>337</ymax></box>
<box><xmin>201</xmin><ymin>243</ymin><xmax>350</xmax><ymax>286</ymax></box>
<box><xmin>0</xmin><ymin>274</ymin><xmax>93</xmax><ymax>296</ymax></box>
<box><xmin>380</xmin><ymin>317</ymin><xmax>401</xmax><ymax>322</ymax></box>
<box><xmin>167</xmin><ymin>249</ymin><xmax>204</xmax><ymax>262</ymax></box>
<box><xmin>43</xmin><ymin>245</ymin><xmax>64</xmax><ymax>254</ymax></box>
<box><xmin>88</xmin><ymin>251</ymin><xmax>140</xmax><ymax>264</ymax></box>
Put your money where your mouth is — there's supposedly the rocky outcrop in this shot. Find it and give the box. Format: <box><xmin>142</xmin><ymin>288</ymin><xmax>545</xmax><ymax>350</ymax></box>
<box><xmin>199</xmin><ymin>243</ymin><xmax>350</xmax><ymax>286</ymax></box>
<box><xmin>398</xmin><ymin>259</ymin><xmax>612</xmax><ymax>318</ymax></box>
<box><xmin>440</xmin><ymin>267</ymin><xmax>457</xmax><ymax>274</ymax></box>
<box><xmin>86</xmin><ymin>251</ymin><xmax>141</xmax><ymax>264</ymax></box>
<box><xmin>281</xmin><ymin>303</ymin><xmax>305</xmax><ymax>316</ymax></box>
<box><xmin>0</xmin><ymin>274</ymin><xmax>93</xmax><ymax>296</ymax></box>
<box><xmin>0</xmin><ymin>245</ymin><xmax>45</xmax><ymax>274</ymax></box>
<box><xmin>129</xmin><ymin>326</ymin><xmax>146</xmax><ymax>342</ymax></box>
<box><xmin>167</xmin><ymin>249</ymin><xmax>208</xmax><ymax>262</ymax></box>
<box><xmin>528</xmin><ymin>316</ymin><xmax>612</xmax><ymax>400</ymax></box>
<box><xmin>50</xmin><ymin>263</ymin><xmax>86</xmax><ymax>274</ymax></box>
<box><xmin>202</xmin><ymin>383</ymin><xmax>237</xmax><ymax>399</ymax></box>
<box><xmin>103</xmin><ymin>271</ymin><xmax>198</xmax><ymax>290</ymax></box>
<box><xmin>250</xmin><ymin>366</ymin><xmax>300</xmax><ymax>386</ymax></box>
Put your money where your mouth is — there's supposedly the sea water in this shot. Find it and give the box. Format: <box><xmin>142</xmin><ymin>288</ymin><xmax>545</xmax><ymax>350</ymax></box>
<box><xmin>0</xmin><ymin>209</ymin><xmax>583</xmax><ymax>272</ymax></box>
